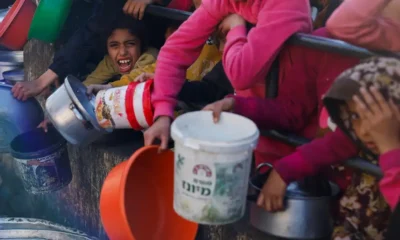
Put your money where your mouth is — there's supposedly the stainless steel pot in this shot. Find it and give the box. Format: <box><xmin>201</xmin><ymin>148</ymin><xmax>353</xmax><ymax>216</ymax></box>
<box><xmin>0</xmin><ymin>51</ymin><xmax>23</xmax><ymax>77</ymax></box>
<box><xmin>45</xmin><ymin>75</ymin><xmax>109</xmax><ymax>145</ymax></box>
<box><xmin>3</xmin><ymin>68</ymin><xmax>24</xmax><ymax>85</ymax></box>
<box><xmin>248</xmin><ymin>163</ymin><xmax>339</xmax><ymax>239</ymax></box>
<box><xmin>0</xmin><ymin>217</ymin><xmax>97</xmax><ymax>239</ymax></box>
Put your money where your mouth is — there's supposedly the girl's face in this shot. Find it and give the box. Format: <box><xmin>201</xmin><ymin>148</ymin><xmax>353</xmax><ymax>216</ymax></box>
<box><xmin>346</xmin><ymin>100</ymin><xmax>380</xmax><ymax>154</ymax></box>
<box><xmin>107</xmin><ymin>29</ymin><xmax>141</xmax><ymax>74</ymax></box>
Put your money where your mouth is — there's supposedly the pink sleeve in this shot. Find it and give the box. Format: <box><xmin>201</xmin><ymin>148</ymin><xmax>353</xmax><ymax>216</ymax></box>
<box><xmin>326</xmin><ymin>0</ymin><xmax>400</xmax><ymax>51</ymax></box>
<box><xmin>233</xmin><ymin>94</ymin><xmax>314</xmax><ymax>132</ymax></box>
<box><xmin>152</xmin><ymin>3</ymin><xmax>225</xmax><ymax>119</ymax></box>
<box><xmin>274</xmin><ymin>129</ymin><xmax>358</xmax><ymax>184</ymax></box>
<box><xmin>223</xmin><ymin>0</ymin><xmax>312</xmax><ymax>90</ymax></box>
<box><xmin>232</xmin><ymin>44</ymin><xmax>318</xmax><ymax>131</ymax></box>
<box><xmin>379</xmin><ymin>149</ymin><xmax>400</xmax><ymax>210</ymax></box>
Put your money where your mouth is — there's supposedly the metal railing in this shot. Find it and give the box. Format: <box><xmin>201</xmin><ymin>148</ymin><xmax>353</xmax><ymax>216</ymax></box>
<box><xmin>145</xmin><ymin>5</ymin><xmax>384</xmax><ymax>178</ymax></box>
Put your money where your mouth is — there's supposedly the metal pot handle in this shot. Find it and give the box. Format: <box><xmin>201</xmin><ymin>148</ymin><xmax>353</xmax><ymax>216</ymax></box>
<box><xmin>256</xmin><ymin>162</ymin><xmax>274</xmax><ymax>173</ymax></box>
<box><xmin>69</xmin><ymin>103</ymin><xmax>93</xmax><ymax>130</ymax></box>
<box><xmin>247</xmin><ymin>162</ymin><xmax>274</xmax><ymax>201</ymax></box>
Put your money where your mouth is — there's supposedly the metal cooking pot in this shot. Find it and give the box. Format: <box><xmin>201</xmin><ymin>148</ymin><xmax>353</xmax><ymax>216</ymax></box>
<box><xmin>0</xmin><ymin>51</ymin><xmax>23</xmax><ymax>77</ymax></box>
<box><xmin>3</xmin><ymin>68</ymin><xmax>24</xmax><ymax>85</ymax></box>
<box><xmin>0</xmin><ymin>217</ymin><xmax>97</xmax><ymax>239</ymax></box>
<box><xmin>247</xmin><ymin>163</ymin><xmax>339</xmax><ymax>240</ymax></box>
<box><xmin>0</xmin><ymin>82</ymin><xmax>43</xmax><ymax>153</ymax></box>
<box><xmin>45</xmin><ymin>75</ymin><xmax>110</xmax><ymax>145</ymax></box>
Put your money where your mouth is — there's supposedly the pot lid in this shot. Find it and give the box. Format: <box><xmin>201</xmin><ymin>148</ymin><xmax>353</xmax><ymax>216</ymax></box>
<box><xmin>64</xmin><ymin>75</ymin><xmax>103</xmax><ymax>131</ymax></box>
<box><xmin>3</xmin><ymin>68</ymin><xmax>24</xmax><ymax>81</ymax></box>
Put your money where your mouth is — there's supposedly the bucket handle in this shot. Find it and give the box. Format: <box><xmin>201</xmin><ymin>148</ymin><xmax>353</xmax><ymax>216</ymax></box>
<box><xmin>256</xmin><ymin>162</ymin><xmax>274</xmax><ymax>173</ymax></box>
<box><xmin>247</xmin><ymin>162</ymin><xmax>274</xmax><ymax>202</ymax></box>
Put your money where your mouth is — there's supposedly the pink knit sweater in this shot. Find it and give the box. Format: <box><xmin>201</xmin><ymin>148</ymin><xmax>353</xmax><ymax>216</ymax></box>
<box><xmin>326</xmin><ymin>0</ymin><xmax>400</xmax><ymax>51</ymax></box>
<box><xmin>151</xmin><ymin>0</ymin><xmax>312</xmax><ymax>119</ymax></box>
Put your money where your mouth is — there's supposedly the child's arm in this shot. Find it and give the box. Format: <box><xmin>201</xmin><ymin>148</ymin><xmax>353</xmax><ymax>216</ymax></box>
<box><xmin>380</xmin><ymin>149</ymin><xmax>400</xmax><ymax>210</ymax></box>
<box><xmin>274</xmin><ymin>129</ymin><xmax>358</xmax><ymax>184</ymax></box>
<box><xmin>222</xmin><ymin>0</ymin><xmax>312</xmax><ymax>90</ymax></box>
<box><xmin>152</xmin><ymin>4</ymin><xmax>225</xmax><ymax>119</ymax></box>
<box><xmin>232</xmin><ymin>44</ymin><xmax>318</xmax><ymax>132</ymax></box>
<box><xmin>233</xmin><ymin>95</ymin><xmax>313</xmax><ymax>132</ymax></box>
<box><xmin>326</xmin><ymin>0</ymin><xmax>400</xmax><ymax>51</ymax></box>
<box><xmin>83</xmin><ymin>56</ymin><xmax>118</xmax><ymax>86</ymax></box>
<box><xmin>257</xmin><ymin>129</ymin><xmax>358</xmax><ymax>212</ymax></box>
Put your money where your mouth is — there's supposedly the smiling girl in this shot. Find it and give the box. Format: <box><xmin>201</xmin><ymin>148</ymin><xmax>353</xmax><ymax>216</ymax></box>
<box><xmin>83</xmin><ymin>15</ymin><xmax>158</xmax><ymax>87</ymax></box>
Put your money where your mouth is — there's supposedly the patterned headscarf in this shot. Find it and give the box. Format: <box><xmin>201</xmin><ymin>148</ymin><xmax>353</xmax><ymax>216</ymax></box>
<box><xmin>323</xmin><ymin>57</ymin><xmax>400</xmax><ymax>155</ymax></box>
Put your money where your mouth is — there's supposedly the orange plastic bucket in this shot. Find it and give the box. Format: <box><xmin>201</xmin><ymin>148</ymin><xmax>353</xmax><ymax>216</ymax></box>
<box><xmin>100</xmin><ymin>146</ymin><xmax>198</xmax><ymax>240</ymax></box>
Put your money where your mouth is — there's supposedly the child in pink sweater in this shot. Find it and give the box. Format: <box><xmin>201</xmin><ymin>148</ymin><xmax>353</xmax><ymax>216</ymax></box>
<box><xmin>326</xmin><ymin>0</ymin><xmax>400</xmax><ymax>51</ymax></box>
<box><xmin>144</xmin><ymin>0</ymin><xmax>312</xmax><ymax>149</ymax></box>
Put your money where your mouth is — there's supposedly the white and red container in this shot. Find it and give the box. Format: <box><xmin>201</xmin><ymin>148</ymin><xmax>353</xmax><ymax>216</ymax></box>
<box><xmin>95</xmin><ymin>80</ymin><xmax>154</xmax><ymax>131</ymax></box>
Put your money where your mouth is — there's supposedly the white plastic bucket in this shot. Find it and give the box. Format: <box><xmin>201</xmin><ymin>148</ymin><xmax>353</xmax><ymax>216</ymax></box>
<box><xmin>95</xmin><ymin>80</ymin><xmax>153</xmax><ymax>131</ymax></box>
<box><xmin>171</xmin><ymin>111</ymin><xmax>259</xmax><ymax>225</ymax></box>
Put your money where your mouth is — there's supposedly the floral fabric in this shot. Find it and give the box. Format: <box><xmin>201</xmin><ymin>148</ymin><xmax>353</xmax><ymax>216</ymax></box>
<box><xmin>324</xmin><ymin>57</ymin><xmax>400</xmax><ymax>239</ymax></box>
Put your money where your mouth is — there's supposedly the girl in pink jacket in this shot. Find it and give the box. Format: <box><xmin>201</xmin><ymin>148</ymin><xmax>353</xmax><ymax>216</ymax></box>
<box><xmin>262</xmin><ymin>57</ymin><xmax>400</xmax><ymax>239</ymax></box>
<box><xmin>144</xmin><ymin>0</ymin><xmax>312</xmax><ymax>149</ymax></box>
<box><xmin>326</xmin><ymin>0</ymin><xmax>400</xmax><ymax>51</ymax></box>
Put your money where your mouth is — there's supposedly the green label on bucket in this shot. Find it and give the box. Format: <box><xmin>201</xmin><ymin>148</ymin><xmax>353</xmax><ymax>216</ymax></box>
<box><xmin>174</xmin><ymin>150</ymin><xmax>251</xmax><ymax>225</ymax></box>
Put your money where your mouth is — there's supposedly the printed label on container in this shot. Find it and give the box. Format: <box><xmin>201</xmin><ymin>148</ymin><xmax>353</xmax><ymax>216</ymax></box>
<box><xmin>14</xmin><ymin>148</ymin><xmax>69</xmax><ymax>193</ymax></box>
<box><xmin>174</xmin><ymin>150</ymin><xmax>251</xmax><ymax>224</ymax></box>
<box><xmin>95</xmin><ymin>86</ymin><xmax>131</xmax><ymax>129</ymax></box>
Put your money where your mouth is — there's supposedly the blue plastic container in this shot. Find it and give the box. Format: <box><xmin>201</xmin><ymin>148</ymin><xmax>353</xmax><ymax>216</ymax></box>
<box><xmin>10</xmin><ymin>127</ymin><xmax>72</xmax><ymax>194</ymax></box>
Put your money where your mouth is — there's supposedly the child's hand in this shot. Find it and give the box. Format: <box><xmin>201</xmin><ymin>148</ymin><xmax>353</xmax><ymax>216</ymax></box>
<box><xmin>12</xmin><ymin>80</ymin><xmax>46</xmax><ymax>101</ymax></box>
<box><xmin>134</xmin><ymin>72</ymin><xmax>155</xmax><ymax>82</ymax></box>
<box><xmin>218</xmin><ymin>14</ymin><xmax>245</xmax><ymax>35</ymax></box>
<box><xmin>257</xmin><ymin>169</ymin><xmax>286</xmax><ymax>212</ymax></box>
<box><xmin>202</xmin><ymin>97</ymin><xmax>235</xmax><ymax>123</ymax></box>
<box><xmin>353</xmin><ymin>86</ymin><xmax>400</xmax><ymax>154</ymax></box>
<box><xmin>123</xmin><ymin>0</ymin><xmax>152</xmax><ymax>20</ymax></box>
<box><xmin>12</xmin><ymin>69</ymin><xmax>58</xmax><ymax>101</ymax></box>
<box><xmin>86</xmin><ymin>84</ymin><xmax>112</xmax><ymax>95</ymax></box>
<box><xmin>144</xmin><ymin>116</ymin><xmax>171</xmax><ymax>152</ymax></box>
<box><xmin>38</xmin><ymin>119</ymin><xmax>51</xmax><ymax>133</ymax></box>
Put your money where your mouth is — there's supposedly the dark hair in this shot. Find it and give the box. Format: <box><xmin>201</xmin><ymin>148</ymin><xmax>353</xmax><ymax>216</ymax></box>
<box><xmin>105</xmin><ymin>14</ymin><xmax>148</xmax><ymax>53</ymax></box>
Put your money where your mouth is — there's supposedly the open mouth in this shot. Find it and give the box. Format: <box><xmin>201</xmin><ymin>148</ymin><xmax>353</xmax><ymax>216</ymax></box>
<box><xmin>117</xmin><ymin>59</ymin><xmax>132</xmax><ymax>73</ymax></box>
<box><xmin>365</xmin><ymin>142</ymin><xmax>378</xmax><ymax>151</ymax></box>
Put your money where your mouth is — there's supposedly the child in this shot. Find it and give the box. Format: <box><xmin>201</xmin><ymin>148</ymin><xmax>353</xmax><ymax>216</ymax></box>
<box><xmin>82</xmin><ymin>15</ymin><xmax>158</xmax><ymax>87</ymax></box>
<box><xmin>87</xmin><ymin>0</ymin><xmax>223</xmax><ymax>91</ymax></box>
<box><xmin>203</xmin><ymin>28</ymin><xmax>359</xmax><ymax>171</ymax></box>
<box><xmin>252</xmin><ymin>58</ymin><xmax>397</xmax><ymax>239</ymax></box>
<box><xmin>326</xmin><ymin>0</ymin><xmax>400</xmax><ymax>51</ymax></box>
<box><xmin>145</xmin><ymin>0</ymin><xmax>313</xmax><ymax>150</ymax></box>
<box><xmin>11</xmin><ymin>0</ymin><xmax>190</xmax><ymax>101</ymax></box>
<box><xmin>323</xmin><ymin>57</ymin><xmax>398</xmax><ymax>238</ymax></box>
<box><xmin>86</xmin><ymin>33</ymin><xmax>230</xmax><ymax>106</ymax></box>
<box><xmin>38</xmin><ymin>15</ymin><xmax>157</xmax><ymax>131</ymax></box>
<box><xmin>352</xmin><ymin>79</ymin><xmax>400</xmax><ymax>211</ymax></box>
